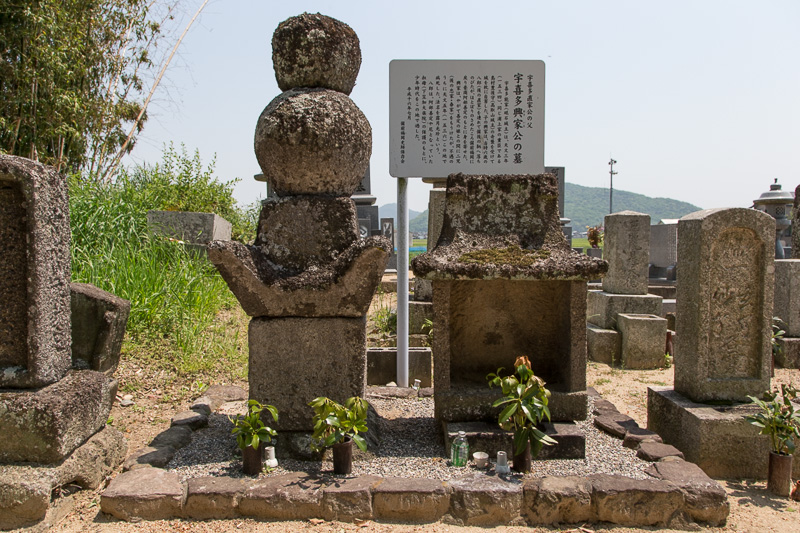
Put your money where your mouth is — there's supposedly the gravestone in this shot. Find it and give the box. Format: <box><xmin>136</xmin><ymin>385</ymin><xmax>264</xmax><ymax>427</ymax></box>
<box><xmin>674</xmin><ymin>208</ymin><xmax>773</xmax><ymax>402</ymax></box>
<box><xmin>774</xmin><ymin>259</ymin><xmax>800</xmax><ymax>368</ymax></box>
<box><xmin>647</xmin><ymin>207</ymin><xmax>785</xmax><ymax>479</ymax></box>
<box><xmin>649</xmin><ymin>222</ymin><xmax>678</xmax><ymax>278</ymax></box>
<box><xmin>586</xmin><ymin>211</ymin><xmax>663</xmax><ymax>367</ymax></box>
<box><xmin>0</xmin><ymin>155</ymin><xmax>125</xmax><ymax>528</ymax></box>
<box><xmin>208</xmin><ymin>13</ymin><xmax>389</xmax><ymax>432</ymax></box>
<box><xmin>412</xmin><ymin>173</ymin><xmax>607</xmax><ymax>440</ymax></box>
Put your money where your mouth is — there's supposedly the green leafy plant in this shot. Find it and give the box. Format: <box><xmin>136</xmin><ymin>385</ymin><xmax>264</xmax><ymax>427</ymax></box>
<box><xmin>746</xmin><ymin>384</ymin><xmax>800</xmax><ymax>455</ymax></box>
<box><xmin>421</xmin><ymin>318</ymin><xmax>433</xmax><ymax>346</ymax></box>
<box><xmin>230</xmin><ymin>400</ymin><xmax>278</xmax><ymax>451</ymax></box>
<box><xmin>663</xmin><ymin>353</ymin><xmax>673</xmax><ymax>369</ymax></box>
<box><xmin>309</xmin><ymin>396</ymin><xmax>369</xmax><ymax>452</ymax></box>
<box><xmin>486</xmin><ymin>357</ymin><xmax>557</xmax><ymax>456</ymax></box>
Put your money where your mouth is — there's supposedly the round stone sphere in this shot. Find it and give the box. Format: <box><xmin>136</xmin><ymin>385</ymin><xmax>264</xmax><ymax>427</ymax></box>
<box><xmin>272</xmin><ymin>13</ymin><xmax>361</xmax><ymax>95</ymax></box>
<box><xmin>254</xmin><ymin>88</ymin><xmax>371</xmax><ymax>196</ymax></box>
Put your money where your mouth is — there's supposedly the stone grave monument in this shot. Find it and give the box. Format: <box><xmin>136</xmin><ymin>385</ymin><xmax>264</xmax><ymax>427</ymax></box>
<box><xmin>208</xmin><ymin>14</ymin><xmax>389</xmax><ymax>435</ymax></box>
<box><xmin>647</xmin><ymin>207</ymin><xmax>795</xmax><ymax>478</ymax></box>
<box><xmin>411</xmin><ymin>173</ymin><xmax>606</xmax><ymax>457</ymax></box>
<box><xmin>0</xmin><ymin>155</ymin><xmax>127</xmax><ymax>529</ymax></box>
<box><xmin>774</xmin><ymin>259</ymin><xmax>800</xmax><ymax>368</ymax></box>
<box><xmin>586</xmin><ymin>211</ymin><xmax>666</xmax><ymax>368</ymax></box>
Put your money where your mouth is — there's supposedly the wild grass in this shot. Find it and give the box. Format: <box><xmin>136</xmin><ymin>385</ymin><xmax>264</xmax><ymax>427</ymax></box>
<box><xmin>69</xmin><ymin>145</ymin><xmax>253</xmax><ymax>377</ymax></box>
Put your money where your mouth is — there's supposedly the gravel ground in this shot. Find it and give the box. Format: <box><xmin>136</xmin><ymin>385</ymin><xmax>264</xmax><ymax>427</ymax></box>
<box><xmin>167</xmin><ymin>392</ymin><xmax>650</xmax><ymax>482</ymax></box>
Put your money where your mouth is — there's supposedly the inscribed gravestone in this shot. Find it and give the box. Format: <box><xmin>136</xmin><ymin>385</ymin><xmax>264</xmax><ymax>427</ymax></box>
<box><xmin>602</xmin><ymin>211</ymin><xmax>650</xmax><ymax>295</ymax></box>
<box><xmin>674</xmin><ymin>207</ymin><xmax>774</xmax><ymax>402</ymax></box>
<box><xmin>0</xmin><ymin>155</ymin><xmax>71</xmax><ymax>388</ymax></box>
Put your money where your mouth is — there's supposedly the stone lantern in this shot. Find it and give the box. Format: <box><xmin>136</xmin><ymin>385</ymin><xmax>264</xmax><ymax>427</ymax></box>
<box><xmin>753</xmin><ymin>179</ymin><xmax>794</xmax><ymax>258</ymax></box>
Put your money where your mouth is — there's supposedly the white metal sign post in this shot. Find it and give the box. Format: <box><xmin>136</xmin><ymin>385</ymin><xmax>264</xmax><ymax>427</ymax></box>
<box><xmin>388</xmin><ymin>59</ymin><xmax>546</xmax><ymax>387</ymax></box>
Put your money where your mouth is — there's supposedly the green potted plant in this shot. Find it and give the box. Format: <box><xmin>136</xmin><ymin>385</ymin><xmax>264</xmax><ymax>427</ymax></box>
<box><xmin>486</xmin><ymin>356</ymin><xmax>557</xmax><ymax>473</ymax></box>
<box><xmin>309</xmin><ymin>396</ymin><xmax>369</xmax><ymax>475</ymax></box>
<box><xmin>746</xmin><ymin>384</ymin><xmax>800</xmax><ymax>496</ymax></box>
<box><xmin>230</xmin><ymin>400</ymin><xmax>278</xmax><ymax>476</ymax></box>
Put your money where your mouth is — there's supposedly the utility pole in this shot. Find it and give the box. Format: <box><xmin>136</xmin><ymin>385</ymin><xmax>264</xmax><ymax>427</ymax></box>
<box><xmin>608</xmin><ymin>158</ymin><xmax>618</xmax><ymax>214</ymax></box>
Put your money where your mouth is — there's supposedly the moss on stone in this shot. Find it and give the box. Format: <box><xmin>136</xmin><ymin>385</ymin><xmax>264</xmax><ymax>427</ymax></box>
<box><xmin>458</xmin><ymin>245</ymin><xmax>551</xmax><ymax>267</ymax></box>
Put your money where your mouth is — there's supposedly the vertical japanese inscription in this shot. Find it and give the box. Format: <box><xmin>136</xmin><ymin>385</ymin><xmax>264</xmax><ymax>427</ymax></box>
<box><xmin>0</xmin><ymin>180</ymin><xmax>29</xmax><ymax>368</ymax></box>
<box><xmin>707</xmin><ymin>228</ymin><xmax>762</xmax><ymax>379</ymax></box>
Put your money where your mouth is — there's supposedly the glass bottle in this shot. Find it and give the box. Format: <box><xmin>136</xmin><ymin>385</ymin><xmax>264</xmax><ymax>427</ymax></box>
<box><xmin>450</xmin><ymin>431</ymin><xmax>469</xmax><ymax>466</ymax></box>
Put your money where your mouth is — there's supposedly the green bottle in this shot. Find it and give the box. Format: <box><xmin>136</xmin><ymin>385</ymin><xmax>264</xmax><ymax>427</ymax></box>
<box><xmin>450</xmin><ymin>431</ymin><xmax>469</xmax><ymax>466</ymax></box>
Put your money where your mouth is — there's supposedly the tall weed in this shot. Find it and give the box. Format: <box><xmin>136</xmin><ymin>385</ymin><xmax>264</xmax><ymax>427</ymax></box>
<box><xmin>69</xmin><ymin>145</ymin><xmax>253</xmax><ymax>375</ymax></box>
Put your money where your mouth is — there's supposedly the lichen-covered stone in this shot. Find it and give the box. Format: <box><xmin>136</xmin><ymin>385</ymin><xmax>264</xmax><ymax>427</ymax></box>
<box><xmin>412</xmin><ymin>174</ymin><xmax>607</xmax><ymax>281</ymax></box>
<box><xmin>0</xmin><ymin>370</ymin><xmax>117</xmax><ymax>463</ymax></box>
<box><xmin>0</xmin><ymin>155</ymin><xmax>71</xmax><ymax>388</ymax></box>
<box><xmin>207</xmin><ymin>237</ymin><xmax>390</xmax><ymax>317</ymax></box>
<box><xmin>255</xmin><ymin>196</ymin><xmax>359</xmax><ymax>275</ymax></box>
<box><xmin>71</xmin><ymin>282</ymin><xmax>130</xmax><ymax>375</ymax></box>
<box><xmin>272</xmin><ymin>13</ymin><xmax>361</xmax><ymax>94</ymax></box>
<box><xmin>254</xmin><ymin>88</ymin><xmax>371</xmax><ymax>196</ymax></box>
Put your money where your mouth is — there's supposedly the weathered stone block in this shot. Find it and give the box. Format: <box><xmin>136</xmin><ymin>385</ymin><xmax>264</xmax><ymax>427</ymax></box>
<box><xmin>617</xmin><ymin>313</ymin><xmax>668</xmax><ymax>369</ymax></box>
<box><xmin>594</xmin><ymin>412</ymin><xmax>639</xmax><ymax>438</ymax></box>
<box><xmin>675</xmin><ymin>208</ymin><xmax>774</xmax><ymax>403</ymax></box>
<box><xmin>70</xmin><ymin>282</ymin><xmax>130</xmax><ymax>375</ymax></box>
<box><xmin>587</xmin><ymin>324</ymin><xmax>620</xmax><ymax>365</ymax></box>
<box><xmin>647</xmin><ymin>386</ymin><xmax>800</xmax><ymax>478</ymax></box>
<box><xmin>603</xmin><ymin>211</ymin><xmax>651</xmax><ymax>295</ymax></box>
<box><xmin>238</xmin><ymin>473</ymin><xmax>324</xmax><ymax>519</ymax></box>
<box><xmin>587</xmin><ymin>290</ymin><xmax>663</xmax><ymax>330</ymax></box>
<box><xmin>636</xmin><ymin>441</ymin><xmax>685</xmax><ymax>461</ymax></box>
<box><xmin>207</xmin><ymin>238</ymin><xmax>389</xmax><ymax>317</ymax></box>
<box><xmin>0</xmin><ymin>426</ymin><xmax>125</xmax><ymax>529</ymax></box>
<box><xmin>448</xmin><ymin>473</ymin><xmax>524</xmax><ymax>526</ymax></box>
<box><xmin>623</xmin><ymin>427</ymin><xmax>662</xmax><ymax>449</ymax></box>
<box><xmin>184</xmin><ymin>476</ymin><xmax>246</xmax><ymax>519</ymax></box>
<box><xmin>645</xmin><ymin>459</ymin><xmax>730</xmax><ymax>525</ymax></box>
<box><xmin>409</xmin><ymin>300</ymin><xmax>433</xmax><ymax>334</ymax></box>
<box><xmin>436</xmin><ymin>386</ymin><xmax>587</xmax><ymax>424</ymax></box>
<box><xmin>649</xmin><ymin>223</ymin><xmax>678</xmax><ymax>269</ymax></box>
<box><xmin>101</xmin><ymin>468</ymin><xmax>184</xmax><ymax>521</ymax></box>
<box><xmin>322</xmin><ymin>475</ymin><xmax>381</xmax><ymax>521</ymax></box>
<box><xmin>372</xmin><ymin>477</ymin><xmax>450</xmax><ymax>523</ymax></box>
<box><xmin>249</xmin><ymin>317</ymin><xmax>366</xmax><ymax>431</ymax></box>
<box><xmin>590</xmin><ymin>474</ymin><xmax>684</xmax><ymax>526</ymax></box>
<box><xmin>0</xmin><ymin>155</ymin><xmax>71</xmax><ymax>388</ymax></box>
<box><xmin>524</xmin><ymin>476</ymin><xmax>593</xmax><ymax>525</ymax></box>
<box><xmin>272</xmin><ymin>13</ymin><xmax>361</xmax><ymax>95</ymax></box>
<box><xmin>255</xmin><ymin>196</ymin><xmax>358</xmax><ymax>275</ymax></box>
<box><xmin>149</xmin><ymin>425</ymin><xmax>193</xmax><ymax>450</ymax></box>
<box><xmin>204</xmin><ymin>384</ymin><xmax>247</xmax><ymax>402</ymax></box>
<box><xmin>775</xmin><ymin>259</ymin><xmax>800</xmax><ymax>336</ymax></box>
<box><xmin>254</xmin><ymin>88</ymin><xmax>371</xmax><ymax>196</ymax></box>
<box><xmin>146</xmin><ymin>210</ymin><xmax>231</xmax><ymax>244</ymax></box>
<box><xmin>367</xmin><ymin>347</ymin><xmax>432</xmax><ymax>387</ymax></box>
<box><xmin>775</xmin><ymin>337</ymin><xmax>800</xmax><ymax>368</ymax></box>
<box><xmin>0</xmin><ymin>371</ymin><xmax>116</xmax><ymax>463</ymax></box>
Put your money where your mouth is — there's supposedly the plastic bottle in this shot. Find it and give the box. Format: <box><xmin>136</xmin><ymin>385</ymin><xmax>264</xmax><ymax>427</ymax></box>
<box><xmin>450</xmin><ymin>431</ymin><xmax>469</xmax><ymax>466</ymax></box>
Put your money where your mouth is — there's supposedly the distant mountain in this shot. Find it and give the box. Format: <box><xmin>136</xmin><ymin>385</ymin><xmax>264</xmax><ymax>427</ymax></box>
<box><xmin>378</xmin><ymin>203</ymin><xmax>423</xmax><ymax>225</ymax></box>
<box><xmin>564</xmin><ymin>183</ymin><xmax>702</xmax><ymax>231</ymax></box>
<box><xmin>379</xmin><ymin>184</ymin><xmax>701</xmax><ymax>237</ymax></box>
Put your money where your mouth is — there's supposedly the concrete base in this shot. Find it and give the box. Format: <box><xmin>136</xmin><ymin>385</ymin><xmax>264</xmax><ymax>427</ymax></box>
<box><xmin>249</xmin><ymin>317</ymin><xmax>367</xmax><ymax>431</ymax></box>
<box><xmin>587</xmin><ymin>325</ymin><xmax>620</xmax><ymax>365</ymax></box>
<box><xmin>367</xmin><ymin>347</ymin><xmax>432</xmax><ymax>387</ymax></box>
<box><xmin>647</xmin><ymin>387</ymin><xmax>800</xmax><ymax>479</ymax></box>
<box><xmin>587</xmin><ymin>291</ymin><xmax>663</xmax><ymax>330</ymax></box>
<box><xmin>0</xmin><ymin>426</ymin><xmax>126</xmax><ymax>530</ymax></box>
<box><xmin>445</xmin><ymin>421</ymin><xmax>585</xmax><ymax>460</ymax></box>
<box><xmin>435</xmin><ymin>384</ymin><xmax>587</xmax><ymax>424</ymax></box>
<box><xmin>617</xmin><ymin>314</ymin><xmax>668</xmax><ymax>369</ymax></box>
<box><xmin>774</xmin><ymin>337</ymin><xmax>800</xmax><ymax>368</ymax></box>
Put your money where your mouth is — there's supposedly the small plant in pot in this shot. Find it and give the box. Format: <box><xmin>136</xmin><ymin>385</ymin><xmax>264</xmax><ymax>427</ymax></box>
<box><xmin>746</xmin><ymin>383</ymin><xmax>800</xmax><ymax>496</ymax></box>
<box><xmin>230</xmin><ymin>400</ymin><xmax>278</xmax><ymax>476</ymax></box>
<box><xmin>487</xmin><ymin>356</ymin><xmax>557</xmax><ymax>473</ymax></box>
<box><xmin>309</xmin><ymin>396</ymin><xmax>369</xmax><ymax>475</ymax></box>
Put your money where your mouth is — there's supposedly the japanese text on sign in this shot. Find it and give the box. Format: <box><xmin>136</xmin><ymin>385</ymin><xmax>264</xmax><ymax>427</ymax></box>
<box><xmin>389</xmin><ymin>60</ymin><xmax>544</xmax><ymax>178</ymax></box>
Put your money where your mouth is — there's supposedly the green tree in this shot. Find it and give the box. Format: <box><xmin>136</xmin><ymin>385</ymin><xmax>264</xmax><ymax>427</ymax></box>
<box><xmin>0</xmin><ymin>0</ymin><xmax>206</xmax><ymax>179</ymax></box>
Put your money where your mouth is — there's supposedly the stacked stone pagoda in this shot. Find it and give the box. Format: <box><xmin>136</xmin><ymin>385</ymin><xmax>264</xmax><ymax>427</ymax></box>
<box><xmin>208</xmin><ymin>13</ymin><xmax>389</xmax><ymax>432</ymax></box>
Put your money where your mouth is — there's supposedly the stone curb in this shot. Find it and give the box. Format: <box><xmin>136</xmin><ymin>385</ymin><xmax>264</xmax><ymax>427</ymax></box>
<box><xmin>105</xmin><ymin>386</ymin><xmax>728</xmax><ymax>527</ymax></box>
<box><xmin>101</xmin><ymin>468</ymin><xmax>727</xmax><ymax>527</ymax></box>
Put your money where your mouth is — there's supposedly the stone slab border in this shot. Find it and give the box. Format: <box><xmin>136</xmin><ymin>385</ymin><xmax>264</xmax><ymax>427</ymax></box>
<box><xmin>103</xmin><ymin>386</ymin><xmax>729</xmax><ymax>528</ymax></box>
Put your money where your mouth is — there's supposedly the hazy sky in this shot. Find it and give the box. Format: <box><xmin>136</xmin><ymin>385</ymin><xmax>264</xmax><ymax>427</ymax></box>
<box><xmin>127</xmin><ymin>0</ymin><xmax>799</xmax><ymax>213</ymax></box>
